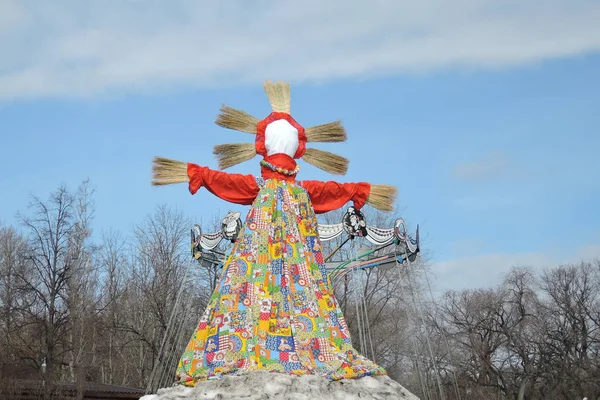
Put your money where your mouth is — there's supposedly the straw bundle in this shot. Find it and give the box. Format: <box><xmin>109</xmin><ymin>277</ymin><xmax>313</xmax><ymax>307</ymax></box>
<box><xmin>152</xmin><ymin>157</ymin><xmax>189</xmax><ymax>186</ymax></box>
<box><xmin>213</xmin><ymin>143</ymin><xmax>257</xmax><ymax>170</ymax></box>
<box><xmin>302</xmin><ymin>148</ymin><xmax>348</xmax><ymax>175</ymax></box>
<box><xmin>366</xmin><ymin>184</ymin><xmax>397</xmax><ymax>212</ymax></box>
<box><xmin>305</xmin><ymin>121</ymin><xmax>347</xmax><ymax>143</ymax></box>
<box><xmin>264</xmin><ymin>81</ymin><xmax>291</xmax><ymax>113</ymax></box>
<box><xmin>215</xmin><ymin>105</ymin><xmax>259</xmax><ymax>134</ymax></box>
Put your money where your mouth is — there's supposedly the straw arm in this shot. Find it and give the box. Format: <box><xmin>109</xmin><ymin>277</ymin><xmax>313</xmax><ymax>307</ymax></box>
<box><xmin>299</xmin><ymin>180</ymin><xmax>370</xmax><ymax>214</ymax></box>
<box><xmin>152</xmin><ymin>156</ymin><xmax>259</xmax><ymax>205</ymax></box>
<box><xmin>299</xmin><ymin>180</ymin><xmax>397</xmax><ymax>213</ymax></box>
<box><xmin>187</xmin><ymin>164</ymin><xmax>260</xmax><ymax>205</ymax></box>
<box><xmin>366</xmin><ymin>184</ymin><xmax>397</xmax><ymax>212</ymax></box>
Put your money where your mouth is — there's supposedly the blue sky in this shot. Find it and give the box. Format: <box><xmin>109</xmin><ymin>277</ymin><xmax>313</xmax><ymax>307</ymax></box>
<box><xmin>1</xmin><ymin>0</ymin><xmax>599</xmax><ymax>292</ymax></box>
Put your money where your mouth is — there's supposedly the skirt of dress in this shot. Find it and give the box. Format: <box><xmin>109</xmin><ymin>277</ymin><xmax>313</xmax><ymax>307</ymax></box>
<box><xmin>176</xmin><ymin>178</ymin><xmax>386</xmax><ymax>385</ymax></box>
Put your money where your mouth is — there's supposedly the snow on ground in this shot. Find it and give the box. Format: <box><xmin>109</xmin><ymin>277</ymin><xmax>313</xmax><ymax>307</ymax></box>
<box><xmin>140</xmin><ymin>372</ymin><xmax>419</xmax><ymax>400</ymax></box>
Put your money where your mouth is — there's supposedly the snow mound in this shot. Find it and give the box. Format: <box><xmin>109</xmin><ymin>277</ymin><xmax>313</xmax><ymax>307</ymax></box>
<box><xmin>140</xmin><ymin>372</ymin><xmax>419</xmax><ymax>400</ymax></box>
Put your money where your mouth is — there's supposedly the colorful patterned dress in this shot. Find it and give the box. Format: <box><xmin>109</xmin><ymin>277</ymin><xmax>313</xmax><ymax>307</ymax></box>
<box><xmin>176</xmin><ymin>155</ymin><xmax>386</xmax><ymax>385</ymax></box>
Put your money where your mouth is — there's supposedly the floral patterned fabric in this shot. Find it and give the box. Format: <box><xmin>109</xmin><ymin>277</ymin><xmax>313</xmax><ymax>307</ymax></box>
<box><xmin>176</xmin><ymin>178</ymin><xmax>385</xmax><ymax>385</ymax></box>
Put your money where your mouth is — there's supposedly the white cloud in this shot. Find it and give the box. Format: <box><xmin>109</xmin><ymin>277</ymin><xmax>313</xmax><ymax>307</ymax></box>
<box><xmin>432</xmin><ymin>243</ymin><xmax>600</xmax><ymax>293</ymax></box>
<box><xmin>578</xmin><ymin>243</ymin><xmax>600</xmax><ymax>260</ymax></box>
<box><xmin>433</xmin><ymin>252</ymin><xmax>555</xmax><ymax>293</ymax></box>
<box><xmin>452</xmin><ymin>194</ymin><xmax>525</xmax><ymax>210</ymax></box>
<box><xmin>448</xmin><ymin>237</ymin><xmax>486</xmax><ymax>255</ymax></box>
<box><xmin>452</xmin><ymin>151</ymin><xmax>514</xmax><ymax>182</ymax></box>
<box><xmin>450</xmin><ymin>151</ymin><xmax>534</xmax><ymax>210</ymax></box>
<box><xmin>1</xmin><ymin>0</ymin><xmax>600</xmax><ymax>100</ymax></box>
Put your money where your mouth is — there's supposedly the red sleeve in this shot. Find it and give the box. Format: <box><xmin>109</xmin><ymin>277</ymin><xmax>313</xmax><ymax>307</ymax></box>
<box><xmin>187</xmin><ymin>163</ymin><xmax>259</xmax><ymax>205</ymax></box>
<box><xmin>299</xmin><ymin>180</ymin><xmax>371</xmax><ymax>214</ymax></box>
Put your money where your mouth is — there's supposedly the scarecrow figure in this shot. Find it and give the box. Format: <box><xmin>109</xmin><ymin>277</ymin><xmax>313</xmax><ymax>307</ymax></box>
<box><xmin>152</xmin><ymin>81</ymin><xmax>397</xmax><ymax>386</ymax></box>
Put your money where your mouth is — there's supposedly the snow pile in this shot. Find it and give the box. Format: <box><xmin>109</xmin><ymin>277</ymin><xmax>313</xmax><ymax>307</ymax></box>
<box><xmin>140</xmin><ymin>372</ymin><xmax>419</xmax><ymax>400</ymax></box>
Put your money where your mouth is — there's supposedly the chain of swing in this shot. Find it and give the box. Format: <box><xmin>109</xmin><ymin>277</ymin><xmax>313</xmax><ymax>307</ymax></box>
<box><xmin>146</xmin><ymin>259</ymin><xmax>198</xmax><ymax>394</ymax></box>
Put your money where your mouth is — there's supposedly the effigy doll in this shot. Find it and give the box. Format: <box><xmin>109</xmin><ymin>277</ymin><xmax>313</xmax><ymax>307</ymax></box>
<box><xmin>151</xmin><ymin>81</ymin><xmax>397</xmax><ymax>386</ymax></box>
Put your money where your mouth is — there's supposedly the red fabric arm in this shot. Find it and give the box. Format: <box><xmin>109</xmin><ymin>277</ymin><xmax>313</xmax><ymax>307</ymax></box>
<box><xmin>187</xmin><ymin>163</ymin><xmax>259</xmax><ymax>205</ymax></box>
<box><xmin>299</xmin><ymin>180</ymin><xmax>371</xmax><ymax>214</ymax></box>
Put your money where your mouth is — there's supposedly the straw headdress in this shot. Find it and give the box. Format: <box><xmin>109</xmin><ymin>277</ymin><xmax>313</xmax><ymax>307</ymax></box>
<box><xmin>214</xmin><ymin>81</ymin><xmax>348</xmax><ymax>175</ymax></box>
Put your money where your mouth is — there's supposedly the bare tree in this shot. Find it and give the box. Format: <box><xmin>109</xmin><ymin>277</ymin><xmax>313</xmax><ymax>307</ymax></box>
<box><xmin>0</xmin><ymin>225</ymin><xmax>29</xmax><ymax>365</ymax></box>
<box><xmin>535</xmin><ymin>261</ymin><xmax>600</xmax><ymax>399</ymax></box>
<box><xmin>3</xmin><ymin>181</ymin><xmax>95</xmax><ymax>400</ymax></box>
<box><xmin>95</xmin><ymin>228</ymin><xmax>128</xmax><ymax>385</ymax></box>
<box><xmin>18</xmin><ymin>184</ymin><xmax>78</xmax><ymax>379</ymax></box>
<box><xmin>110</xmin><ymin>205</ymin><xmax>197</xmax><ymax>390</ymax></box>
<box><xmin>63</xmin><ymin>181</ymin><xmax>100</xmax><ymax>398</ymax></box>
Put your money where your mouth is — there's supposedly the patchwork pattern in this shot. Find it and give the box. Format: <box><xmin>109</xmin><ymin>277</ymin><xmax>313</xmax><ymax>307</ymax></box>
<box><xmin>176</xmin><ymin>179</ymin><xmax>385</xmax><ymax>385</ymax></box>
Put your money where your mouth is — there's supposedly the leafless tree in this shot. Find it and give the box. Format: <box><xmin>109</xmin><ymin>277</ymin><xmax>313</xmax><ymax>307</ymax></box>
<box><xmin>18</xmin><ymin>184</ymin><xmax>75</xmax><ymax>376</ymax></box>
<box><xmin>5</xmin><ymin>181</ymin><xmax>97</xmax><ymax>400</ymax></box>
<box><xmin>95</xmin><ymin>228</ymin><xmax>129</xmax><ymax>385</ymax></box>
<box><xmin>535</xmin><ymin>261</ymin><xmax>600</xmax><ymax>399</ymax></box>
<box><xmin>109</xmin><ymin>205</ymin><xmax>199</xmax><ymax>390</ymax></box>
<box><xmin>0</xmin><ymin>225</ymin><xmax>29</xmax><ymax>365</ymax></box>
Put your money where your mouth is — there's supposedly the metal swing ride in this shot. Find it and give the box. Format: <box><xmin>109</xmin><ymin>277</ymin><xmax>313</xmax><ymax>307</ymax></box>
<box><xmin>190</xmin><ymin>206</ymin><xmax>420</xmax><ymax>287</ymax></box>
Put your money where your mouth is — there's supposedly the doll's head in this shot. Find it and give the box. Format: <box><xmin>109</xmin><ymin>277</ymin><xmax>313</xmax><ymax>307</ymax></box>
<box><xmin>256</xmin><ymin>112</ymin><xmax>305</xmax><ymax>159</ymax></box>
